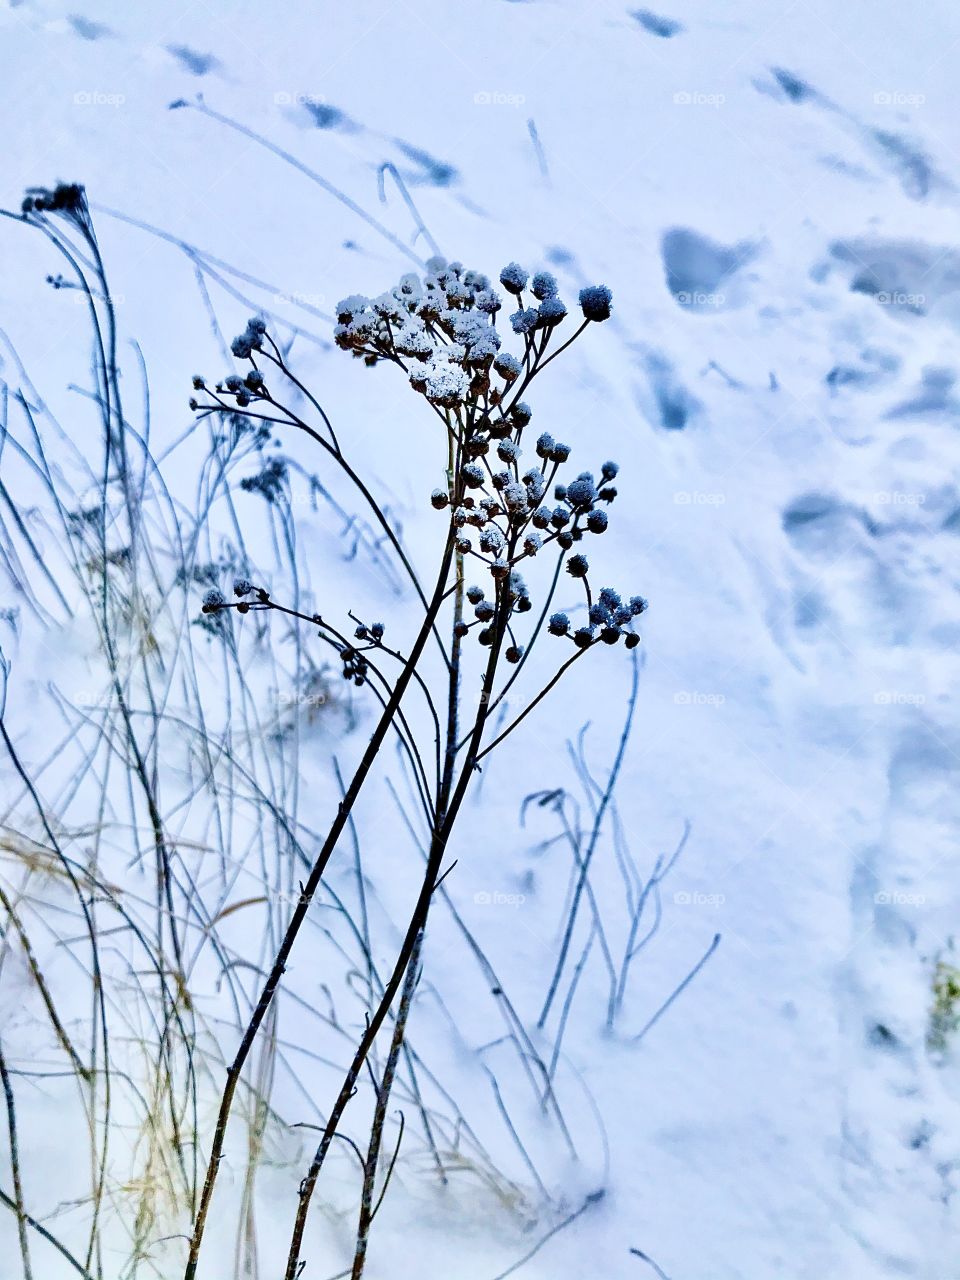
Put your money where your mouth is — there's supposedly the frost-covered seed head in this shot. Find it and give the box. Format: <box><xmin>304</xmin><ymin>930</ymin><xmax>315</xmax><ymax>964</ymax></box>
<box><xmin>532</xmin><ymin>507</ymin><xmax>551</xmax><ymax>529</ymax></box>
<box><xmin>474</xmin><ymin>288</ymin><xmax>502</xmax><ymax>314</ymax></box>
<box><xmin>573</xmin><ymin>626</ymin><xmax>595</xmax><ymax>649</ymax></box>
<box><xmin>490</xmin><ymin>559</ymin><xmax>511</xmax><ymax>579</ymax></box>
<box><xmin>557</xmin><ymin>531</ymin><xmax>574</xmax><ymax>550</ymax></box>
<box><xmin>551</xmin><ymin>507</ymin><xmax>570</xmax><ymax>528</ymax></box>
<box><xmin>475</xmin><ymin>601</ymin><xmax>495</xmax><ymax>622</ymax></box>
<box><xmin>629</xmin><ymin>595</ymin><xmax>648</xmax><ymax>616</ymax></box>
<box><xmin>587</xmin><ymin>510</ymin><xmax>609</xmax><ymax>533</ymax></box>
<box><xmin>601</xmin><ymin>460</ymin><xmax>619</xmax><ymax>480</ymax></box>
<box><xmin>523</xmin><ymin>531</ymin><xmax>542</xmax><ymax>554</ymax></box>
<box><xmin>454</xmin><ymin>621</ymin><xmax>470</xmax><ymax>638</ymax></box>
<box><xmin>579</xmin><ymin>284</ymin><xmax>613</xmax><ymax>322</ymax></box>
<box><xmin>601</xmin><ymin>627</ymin><xmax>620</xmax><ymax>645</ymax></box>
<box><xmin>233</xmin><ymin>578</ymin><xmax>253</xmax><ymax>597</ymax></box>
<box><xmin>531</xmin><ymin>271</ymin><xmax>558</xmax><ymax>300</ymax></box>
<box><xmin>462</xmin><ymin>463</ymin><xmax>485</xmax><ymax>489</ymax></box>
<box><xmin>505</xmin><ymin>645</ymin><xmax>523</xmax><ymax>664</ymax></box>
<box><xmin>589</xmin><ymin>603</ymin><xmax>611</xmax><ymax>626</ymax></box>
<box><xmin>625</xmin><ymin>632</ymin><xmax>641</xmax><ymax>650</ymax></box>
<box><xmin>566</xmin><ymin>475</ymin><xmax>598</xmax><ymax>510</ymax></box>
<box><xmin>497</xmin><ymin>440</ymin><xmax>520</xmax><ymax>463</ymax></box>
<box><xmin>466</xmin><ymin>585</ymin><xmax>485</xmax><ymax>604</ymax></box>
<box><xmin>503</xmin><ymin>481</ymin><xmax>528</xmax><ymax>511</ymax></box>
<box><xmin>599</xmin><ymin>587</ymin><xmax>622</xmax><ymax>611</ymax></box>
<box><xmin>424</xmin><ymin>363</ymin><xmax>470</xmax><ymax>407</ymax></box>
<box><xmin>202</xmin><ymin>588</ymin><xmax>226</xmax><ymax>613</ymax></box>
<box><xmin>510</xmin><ymin>307</ymin><xmax>539</xmax><ymax>335</ymax></box>
<box><xmin>336</xmin><ymin>295</ymin><xmax>369</xmax><ymax>323</ymax></box>
<box><xmin>512</xmin><ymin>402</ymin><xmax>532</xmax><ymax>427</ymax></box>
<box><xmin>493</xmin><ymin>353</ymin><xmax>522</xmax><ymax>381</ymax></box>
<box><xmin>431</xmin><ymin>488</ymin><xmax>449</xmax><ymax>510</ymax></box>
<box><xmin>499</xmin><ymin>262</ymin><xmax>529</xmax><ymax>294</ymax></box>
<box><xmin>538</xmin><ymin>297</ymin><xmax>567</xmax><ymax>326</ymax></box>
<box><xmin>548</xmin><ymin>612</ymin><xmax>570</xmax><ymax>636</ymax></box>
<box><xmin>479</xmin><ymin>528</ymin><xmax>506</xmax><ymax>554</ymax></box>
<box><xmin>522</xmin><ymin>467</ymin><xmax>546</xmax><ymax>499</ymax></box>
<box><xmin>566</xmin><ymin>554</ymin><xmax>589</xmax><ymax>578</ymax></box>
<box><xmin>550</xmin><ymin>442</ymin><xmax>571</xmax><ymax>463</ymax></box>
<box><xmin>536</xmin><ymin>432</ymin><xmax>555</xmax><ymax>458</ymax></box>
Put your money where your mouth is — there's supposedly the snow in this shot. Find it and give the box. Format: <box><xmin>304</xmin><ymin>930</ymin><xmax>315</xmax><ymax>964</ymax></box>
<box><xmin>2</xmin><ymin>1</ymin><xmax>960</xmax><ymax>1277</ymax></box>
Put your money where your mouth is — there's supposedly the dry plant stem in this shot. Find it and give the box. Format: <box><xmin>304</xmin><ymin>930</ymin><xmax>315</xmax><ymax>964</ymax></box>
<box><xmin>0</xmin><ymin>882</ymin><xmax>88</xmax><ymax>1079</ymax></box>
<box><xmin>350</xmin><ymin>930</ymin><xmax>423</xmax><ymax>1280</ymax></box>
<box><xmin>348</xmin><ymin>443</ymin><xmax>463</xmax><ymax>1277</ymax></box>
<box><xmin>0</xmin><ymin>1188</ymin><xmax>94</xmax><ymax>1280</ymax></box>
<box><xmin>0</xmin><ymin>1039</ymin><xmax>32</xmax><ymax>1280</ymax></box>
<box><xmin>538</xmin><ymin>650</ymin><xmax>636</xmax><ymax>1030</ymax></box>
<box><xmin>285</xmin><ymin>592</ymin><xmax>512</xmax><ymax>1279</ymax></box>
<box><xmin>183</xmin><ymin>533</ymin><xmax>457</xmax><ymax>1280</ymax></box>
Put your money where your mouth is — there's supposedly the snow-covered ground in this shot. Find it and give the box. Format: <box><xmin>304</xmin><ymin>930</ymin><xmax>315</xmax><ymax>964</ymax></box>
<box><xmin>2</xmin><ymin>2</ymin><xmax>960</xmax><ymax>1277</ymax></box>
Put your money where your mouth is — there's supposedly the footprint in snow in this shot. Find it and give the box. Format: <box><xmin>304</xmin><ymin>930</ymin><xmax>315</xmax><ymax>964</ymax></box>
<box><xmin>166</xmin><ymin>45</ymin><xmax>221</xmax><ymax>77</ymax></box>
<box><xmin>630</xmin><ymin>9</ymin><xmax>684</xmax><ymax>38</ymax></box>
<box><xmin>661</xmin><ymin>227</ymin><xmax>757</xmax><ymax>311</ymax></box>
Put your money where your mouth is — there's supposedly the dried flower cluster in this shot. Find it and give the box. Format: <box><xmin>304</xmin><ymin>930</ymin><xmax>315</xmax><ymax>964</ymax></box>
<box><xmin>195</xmin><ymin>256</ymin><xmax>645</xmax><ymax>661</ymax></box>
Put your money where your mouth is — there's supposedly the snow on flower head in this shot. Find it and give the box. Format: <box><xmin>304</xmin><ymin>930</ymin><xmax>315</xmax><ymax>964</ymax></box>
<box><xmin>499</xmin><ymin>262</ymin><xmax>529</xmax><ymax>294</ymax></box>
<box><xmin>510</xmin><ymin>307</ymin><xmax>539</xmax><ymax>335</ymax></box>
<box><xmin>538</xmin><ymin>296</ymin><xmax>567</xmax><ymax>326</ymax></box>
<box><xmin>531</xmin><ymin>271</ymin><xmax>558</xmax><ymax>300</ymax></box>
<box><xmin>494</xmin><ymin>352</ymin><xmax>522</xmax><ymax>381</ymax></box>
<box><xmin>336</xmin><ymin>294</ymin><xmax>369</xmax><ymax>323</ymax></box>
<box><xmin>579</xmin><ymin>284</ymin><xmax>613</xmax><ymax>322</ymax></box>
<box><xmin>422</xmin><ymin>361</ymin><xmax>470</xmax><ymax>407</ymax></box>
